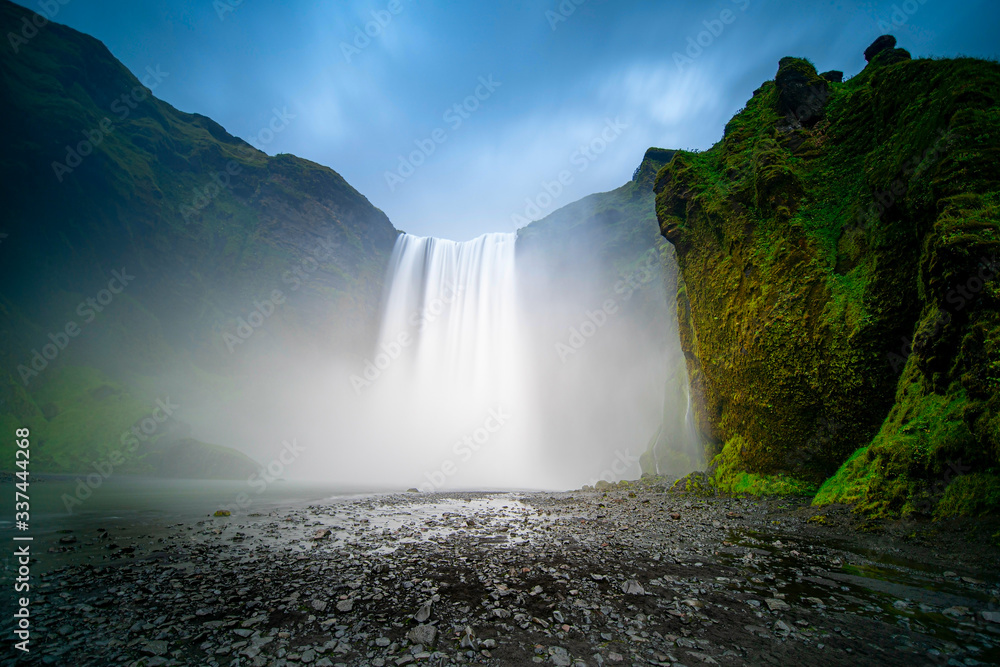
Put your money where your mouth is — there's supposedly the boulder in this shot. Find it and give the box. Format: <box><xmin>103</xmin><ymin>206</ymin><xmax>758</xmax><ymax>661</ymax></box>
<box><xmin>864</xmin><ymin>34</ymin><xmax>896</xmax><ymax>62</ymax></box>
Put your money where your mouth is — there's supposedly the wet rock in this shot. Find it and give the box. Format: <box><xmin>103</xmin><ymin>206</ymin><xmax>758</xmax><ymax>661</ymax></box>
<box><xmin>407</xmin><ymin>624</ymin><xmax>437</xmax><ymax>646</ymax></box>
<box><xmin>621</xmin><ymin>579</ymin><xmax>645</xmax><ymax>595</ymax></box>
<box><xmin>141</xmin><ymin>640</ymin><xmax>168</xmax><ymax>656</ymax></box>
<box><xmin>414</xmin><ymin>600</ymin><xmax>432</xmax><ymax>623</ymax></box>
<box><xmin>335</xmin><ymin>599</ymin><xmax>354</xmax><ymax>613</ymax></box>
<box><xmin>765</xmin><ymin>598</ymin><xmax>790</xmax><ymax>612</ymax></box>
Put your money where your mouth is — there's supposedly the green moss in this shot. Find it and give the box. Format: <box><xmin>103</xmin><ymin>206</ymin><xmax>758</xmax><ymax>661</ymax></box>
<box><xmin>656</xmin><ymin>44</ymin><xmax>1000</xmax><ymax>516</ymax></box>
<box><xmin>712</xmin><ymin>436</ymin><xmax>817</xmax><ymax>497</ymax></box>
<box><xmin>934</xmin><ymin>473</ymin><xmax>1000</xmax><ymax>518</ymax></box>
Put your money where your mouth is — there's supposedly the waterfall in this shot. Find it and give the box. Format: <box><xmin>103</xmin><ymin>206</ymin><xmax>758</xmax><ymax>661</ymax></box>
<box><xmin>353</xmin><ymin>230</ymin><xmax>698</xmax><ymax>491</ymax></box>
<box><xmin>377</xmin><ymin>232</ymin><xmax>520</xmax><ymax>400</ymax></box>
<box><xmin>361</xmin><ymin>232</ymin><xmax>537</xmax><ymax>490</ymax></box>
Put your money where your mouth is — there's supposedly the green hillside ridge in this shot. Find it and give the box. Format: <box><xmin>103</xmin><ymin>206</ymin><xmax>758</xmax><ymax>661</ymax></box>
<box><xmin>655</xmin><ymin>36</ymin><xmax>1000</xmax><ymax>516</ymax></box>
<box><xmin>0</xmin><ymin>0</ymin><xmax>399</xmax><ymax>476</ymax></box>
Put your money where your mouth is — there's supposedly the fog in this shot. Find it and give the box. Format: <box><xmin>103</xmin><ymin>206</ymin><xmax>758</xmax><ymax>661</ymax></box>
<box><xmin>165</xmin><ymin>209</ymin><xmax>702</xmax><ymax>492</ymax></box>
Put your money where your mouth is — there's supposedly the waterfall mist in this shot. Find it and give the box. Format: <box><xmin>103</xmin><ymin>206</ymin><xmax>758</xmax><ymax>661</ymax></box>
<box><xmin>171</xmin><ymin>224</ymin><xmax>702</xmax><ymax>492</ymax></box>
<box><xmin>336</xmin><ymin>227</ymin><xmax>701</xmax><ymax>491</ymax></box>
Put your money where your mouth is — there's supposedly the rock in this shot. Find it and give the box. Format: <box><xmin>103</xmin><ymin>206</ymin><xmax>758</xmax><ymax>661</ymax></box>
<box><xmin>311</xmin><ymin>599</ymin><xmax>327</xmax><ymax>612</ymax></box>
<box><xmin>864</xmin><ymin>34</ymin><xmax>896</xmax><ymax>62</ymax></box>
<box><xmin>406</xmin><ymin>624</ymin><xmax>437</xmax><ymax>646</ymax></box>
<box><xmin>59</xmin><ymin>535</ymin><xmax>78</xmax><ymax>544</ymax></box>
<box><xmin>774</xmin><ymin>620</ymin><xmax>792</xmax><ymax>635</ymax></box>
<box><xmin>549</xmin><ymin>646</ymin><xmax>572</xmax><ymax>666</ymax></box>
<box><xmin>376</xmin><ymin>637</ymin><xmax>391</xmax><ymax>647</ymax></box>
<box><xmin>213</xmin><ymin>510</ymin><xmax>231</xmax><ymax>517</ymax></box>
<box><xmin>335</xmin><ymin>599</ymin><xmax>354</xmax><ymax>613</ymax></box>
<box><xmin>820</xmin><ymin>70</ymin><xmax>843</xmax><ymax>83</ymax></box>
<box><xmin>414</xmin><ymin>600</ymin><xmax>432</xmax><ymax>623</ymax></box>
<box><xmin>607</xmin><ymin>652</ymin><xmax>624</xmax><ymax>663</ymax></box>
<box><xmin>765</xmin><ymin>598</ymin><xmax>790</xmax><ymax>612</ymax></box>
<box><xmin>982</xmin><ymin>611</ymin><xmax>1000</xmax><ymax>624</ymax></box>
<box><xmin>406</xmin><ymin>488</ymin><xmax>419</xmax><ymax>493</ymax></box>
<box><xmin>312</xmin><ymin>528</ymin><xmax>331</xmax><ymax>540</ymax></box>
<box><xmin>595</xmin><ymin>480</ymin><xmax>613</xmax><ymax>491</ymax></box>
<box><xmin>775</xmin><ymin>57</ymin><xmax>829</xmax><ymax>125</ymax></box>
<box><xmin>141</xmin><ymin>640</ymin><xmax>169</xmax><ymax>656</ymax></box>
<box><xmin>621</xmin><ymin>579</ymin><xmax>645</xmax><ymax>595</ymax></box>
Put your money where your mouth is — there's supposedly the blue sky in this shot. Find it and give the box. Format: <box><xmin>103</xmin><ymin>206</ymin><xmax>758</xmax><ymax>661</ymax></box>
<box><xmin>18</xmin><ymin>0</ymin><xmax>1000</xmax><ymax>240</ymax></box>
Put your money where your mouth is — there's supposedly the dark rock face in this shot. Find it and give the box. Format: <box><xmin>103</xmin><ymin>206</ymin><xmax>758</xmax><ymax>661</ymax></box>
<box><xmin>775</xmin><ymin>57</ymin><xmax>829</xmax><ymax>126</ymax></box>
<box><xmin>864</xmin><ymin>34</ymin><xmax>897</xmax><ymax>62</ymax></box>
<box><xmin>820</xmin><ymin>70</ymin><xmax>844</xmax><ymax>83</ymax></box>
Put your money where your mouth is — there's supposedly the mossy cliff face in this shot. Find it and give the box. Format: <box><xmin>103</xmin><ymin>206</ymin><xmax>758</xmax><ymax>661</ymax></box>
<box><xmin>655</xmin><ymin>38</ymin><xmax>1000</xmax><ymax>514</ymax></box>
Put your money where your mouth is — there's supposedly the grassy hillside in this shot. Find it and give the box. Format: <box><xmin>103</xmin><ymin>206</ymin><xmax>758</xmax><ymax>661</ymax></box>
<box><xmin>0</xmin><ymin>0</ymin><xmax>399</xmax><ymax>475</ymax></box>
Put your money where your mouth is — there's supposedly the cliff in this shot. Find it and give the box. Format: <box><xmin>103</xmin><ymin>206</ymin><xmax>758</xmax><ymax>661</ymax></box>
<box><xmin>655</xmin><ymin>36</ymin><xmax>1000</xmax><ymax>515</ymax></box>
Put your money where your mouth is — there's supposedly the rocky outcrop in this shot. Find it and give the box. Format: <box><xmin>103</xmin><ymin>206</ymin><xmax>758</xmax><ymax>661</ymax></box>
<box><xmin>655</xmin><ymin>36</ymin><xmax>1000</xmax><ymax>514</ymax></box>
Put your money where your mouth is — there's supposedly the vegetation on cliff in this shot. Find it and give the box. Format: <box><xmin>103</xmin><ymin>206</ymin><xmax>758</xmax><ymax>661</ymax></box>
<box><xmin>655</xmin><ymin>36</ymin><xmax>1000</xmax><ymax>516</ymax></box>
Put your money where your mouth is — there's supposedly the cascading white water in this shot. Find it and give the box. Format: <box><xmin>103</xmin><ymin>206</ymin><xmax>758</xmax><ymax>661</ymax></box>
<box><xmin>354</xmin><ymin>230</ymin><xmax>700</xmax><ymax>491</ymax></box>
<box><xmin>361</xmin><ymin>232</ymin><xmax>540</xmax><ymax>490</ymax></box>
<box><xmin>377</xmin><ymin>232</ymin><xmax>520</xmax><ymax>400</ymax></box>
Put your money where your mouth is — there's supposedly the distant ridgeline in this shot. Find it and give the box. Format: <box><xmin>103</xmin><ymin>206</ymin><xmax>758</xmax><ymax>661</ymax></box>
<box><xmin>0</xmin><ymin>0</ymin><xmax>398</xmax><ymax>476</ymax></box>
<box><xmin>655</xmin><ymin>35</ymin><xmax>1000</xmax><ymax>517</ymax></box>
